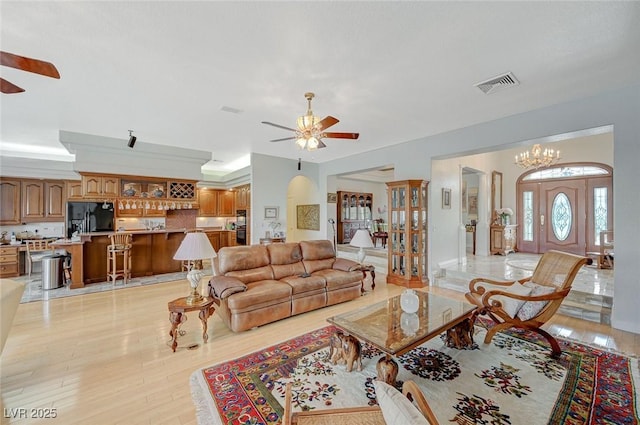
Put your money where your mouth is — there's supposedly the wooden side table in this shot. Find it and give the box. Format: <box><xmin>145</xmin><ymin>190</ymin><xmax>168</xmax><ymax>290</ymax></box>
<box><xmin>353</xmin><ymin>264</ymin><xmax>375</xmax><ymax>293</ymax></box>
<box><xmin>167</xmin><ymin>297</ymin><xmax>215</xmax><ymax>352</ymax></box>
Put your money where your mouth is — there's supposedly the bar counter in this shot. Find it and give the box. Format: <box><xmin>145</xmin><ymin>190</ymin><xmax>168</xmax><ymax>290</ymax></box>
<box><xmin>55</xmin><ymin>228</ymin><xmax>232</xmax><ymax>288</ymax></box>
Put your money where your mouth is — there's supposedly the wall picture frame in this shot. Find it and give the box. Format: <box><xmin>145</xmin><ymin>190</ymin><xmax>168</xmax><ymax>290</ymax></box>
<box><xmin>442</xmin><ymin>188</ymin><xmax>451</xmax><ymax>209</ymax></box>
<box><xmin>264</xmin><ymin>206</ymin><xmax>278</xmax><ymax>219</ymax></box>
<box><xmin>327</xmin><ymin>192</ymin><xmax>337</xmax><ymax>203</ymax></box>
<box><xmin>296</xmin><ymin>204</ymin><xmax>320</xmax><ymax>230</ymax></box>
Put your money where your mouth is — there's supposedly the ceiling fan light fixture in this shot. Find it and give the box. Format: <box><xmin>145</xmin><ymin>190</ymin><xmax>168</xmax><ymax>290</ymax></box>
<box><xmin>307</xmin><ymin>137</ymin><xmax>320</xmax><ymax>150</ymax></box>
<box><xmin>295</xmin><ymin>137</ymin><xmax>307</xmax><ymax>149</ymax></box>
<box><xmin>297</xmin><ymin>114</ymin><xmax>319</xmax><ymax>131</ymax></box>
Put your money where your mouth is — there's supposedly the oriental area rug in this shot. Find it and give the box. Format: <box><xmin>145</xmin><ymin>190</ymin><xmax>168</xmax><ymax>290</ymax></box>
<box><xmin>190</xmin><ymin>323</ymin><xmax>639</xmax><ymax>425</ymax></box>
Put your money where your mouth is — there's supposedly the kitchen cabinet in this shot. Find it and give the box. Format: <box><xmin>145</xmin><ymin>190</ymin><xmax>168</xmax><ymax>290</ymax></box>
<box><xmin>45</xmin><ymin>181</ymin><xmax>66</xmax><ymax>219</ymax></box>
<box><xmin>21</xmin><ymin>180</ymin><xmax>44</xmax><ymax>220</ymax></box>
<box><xmin>66</xmin><ymin>180</ymin><xmax>83</xmax><ymax>199</ymax></box>
<box><xmin>218</xmin><ymin>190</ymin><xmax>235</xmax><ymax>217</ymax></box>
<box><xmin>386</xmin><ymin>180</ymin><xmax>429</xmax><ymax>287</ymax></box>
<box><xmin>337</xmin><ymin>191</ymin><xmax>373</xmax><ymax>243</ymax></box>
<box><xmin>490</xmin><ymin>224</ymin><xmax>517</xmax><ymax>255</ymax></box>
<box><xmin>82</xmin><ymin>174</ymin><xmax>119</xmax><ymax>198</ymax></box>
<box><xmin>0</xmin><ymin>246</ymin><xmax>19</xmax><ymax>278</ymax></box>
<box><xmin>206</xmin><ymin>231</ymin><xmax>221</xmax><ymax>252</ymax></box>
<box><xmin>198</xmin><ymin>189</ymin><xmax>235</xmax><ymax>217</ymax></box>
<box><xmin>0</xmin><ymin>179</ymin><xmax>21</xmax><ymax>224</ymax></box>
<box><xmin>198</xmin><ymin>189</ymin><xmax>218</xmax><ymax>216</ymax></box>
<box><xmin>235</xmin><ymin>184</ymin><xmax>251</xmax><ymax>210</ymax></box>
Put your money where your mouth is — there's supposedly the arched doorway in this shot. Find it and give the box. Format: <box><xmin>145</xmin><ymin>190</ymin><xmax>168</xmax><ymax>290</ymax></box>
<box><xmin>516</xmin><ymin>163</ymin><xmax>613</xmax><ymax>254</ymax></box>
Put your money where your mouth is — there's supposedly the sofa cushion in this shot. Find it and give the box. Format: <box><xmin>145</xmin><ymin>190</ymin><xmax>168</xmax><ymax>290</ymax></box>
<box><xmin>218</xmin><ymin>245</ymin><xmax>271</xmax><ymax>275</ymax></box>
<box><xmin>268</xmin><ymin>243</ymin><xmax>306</xmax><ymax>279</ymax></box>
<box><xmin>226</xmin><ymin>281</ymin><xmax>292</xmax><ymax>313</ymax></box>
<box><xmin>299</xmin><ymin>240</ymin><xmax>335</xmax><ymax>260</ymax></box>
<box><xmin>311</xmin><ymin>269</ymin><xmax>362</xmax><ymax>290</ymax></box>
<box><xmin>280</xmin><ymin>274</ymin><xmax>326</xmax><ymax>295</ymax></box>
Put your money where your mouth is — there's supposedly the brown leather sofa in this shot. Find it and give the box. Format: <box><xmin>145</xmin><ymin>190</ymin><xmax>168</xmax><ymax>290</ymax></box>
<box><xmin>208</xmin><ymin>240</ymin><xmax>362</xmax><ymax>332</ymax></box>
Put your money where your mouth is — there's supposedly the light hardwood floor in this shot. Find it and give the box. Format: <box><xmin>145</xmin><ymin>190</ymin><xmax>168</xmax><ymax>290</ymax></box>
<box><xmin>1</xmin><ymin>275</ymin><xmax>638</xmax><ymax>425</ymax></box>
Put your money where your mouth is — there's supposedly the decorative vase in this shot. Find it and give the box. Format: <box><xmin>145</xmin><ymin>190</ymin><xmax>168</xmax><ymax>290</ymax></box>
<box><xmin>501</xmin><ymin>215</ymin><xmax>510</xmax><ymax>226</ymax></box>
<box><xmin>400</xmin><ymin>289</ymin><xmax>419</xmax><ymax>314</ymax></box>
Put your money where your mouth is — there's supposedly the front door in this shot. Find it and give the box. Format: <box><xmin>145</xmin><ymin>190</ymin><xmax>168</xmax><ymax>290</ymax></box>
<box><xmin>539</xmin><ymin>180</ymin><xmax>586</xmax><ymax>254</ymax></box>
<box><xmin>516</xmin><ymin>163</ymin><xmax>613</xmax><ymax>255</ymax></box>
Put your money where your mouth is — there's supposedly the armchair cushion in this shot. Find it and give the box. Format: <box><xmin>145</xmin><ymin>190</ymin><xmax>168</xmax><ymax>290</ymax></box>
<box><xmin>476</xmin><ymin>282</ymin><xmax>533</xmax><ymax>318</ymax></box>
<box><xmin>374</xmin><ymin>380</ymin><xmax>430</xmax><ymax>425</ymax></box>
<box><xmin>516</xmin><ymin>282</ymin><xmax>556</xmax><ymax>321</ymax></box>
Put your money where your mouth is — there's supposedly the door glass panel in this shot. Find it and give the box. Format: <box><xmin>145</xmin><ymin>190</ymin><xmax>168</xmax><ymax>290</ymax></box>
<box><xmin>593</xmin><ymin>187</ymin><xmax>608</xmax><ymax>245</ymax></box>
<box><xmin>523</xmin><ymin>165</ymin><xmax>608</xmax><ymax>181</ymax></box>
<box><xmin>551</xmin><ymin>192</ymin><xmax>572</xmax><ymax>241</ymax></box>
<box><xmin>523</xmin><ymin>191</ymin><xmax>533</xmax><ymax>241</ymax></box>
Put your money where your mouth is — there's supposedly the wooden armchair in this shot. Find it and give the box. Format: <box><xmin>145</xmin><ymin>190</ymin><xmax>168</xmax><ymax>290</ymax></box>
<box><xmin>282</xmin><ymin>380</ymin><xmax>439</xmax><ymax>425</ymax></box>
<box><xmin>465</xmin><ymin>250</ymin><xmax>591</xmax><ymax>357</ymax></box>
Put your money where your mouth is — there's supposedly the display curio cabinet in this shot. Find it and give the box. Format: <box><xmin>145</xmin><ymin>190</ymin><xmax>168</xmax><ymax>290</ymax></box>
<box><xmin>386</xmin><ymin>180</ymin><xmax>428</xmax><ymax>287</ymax></box>
<box><xmin>337</xmin><ymin>191</ymin><xmax>373</xmax><ymax>243</ymax></box>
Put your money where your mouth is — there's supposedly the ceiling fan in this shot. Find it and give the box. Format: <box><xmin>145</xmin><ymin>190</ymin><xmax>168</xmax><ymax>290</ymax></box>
<box><xmin>1</xmin><ymin>51</ymin><xmax>60</xmax><ymax>94</ymax></box>
<box><xmin>261</xmin><ymin>92</ymin><xmax>359</xmax><ymax>151</ymax></box>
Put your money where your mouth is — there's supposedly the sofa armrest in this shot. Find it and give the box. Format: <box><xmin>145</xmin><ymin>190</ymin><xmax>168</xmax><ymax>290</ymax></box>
<box><xmin>333</xmin><ymin>258</ymin><xmax>360</xmax><ymax>272</ymax></box>
<box><xmin>208</xmin><ymin>276</ymin><xmax>247</xmax><ymax>300</ymax></box>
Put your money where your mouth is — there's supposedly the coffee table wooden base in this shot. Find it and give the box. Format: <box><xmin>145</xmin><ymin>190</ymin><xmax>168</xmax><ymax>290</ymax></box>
<box><xmin>443</xmin><ymin>314</ymin><xmax>477</xmax><ymax>350</ymax></box>
<box><xmin>376</xmin><ymin>356</ymin><xmax>399</xmax><ymax>386</ymax></box>
<box><xmin>167</xmin><ymin>297</ymin><xmax>215</xmax><ymax>352</ymax></box>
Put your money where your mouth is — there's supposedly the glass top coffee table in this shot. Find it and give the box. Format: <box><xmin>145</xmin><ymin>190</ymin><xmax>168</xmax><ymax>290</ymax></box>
<box><xmin>327</xmin><ymin>291</ymin><xmax>477</xmax><ymax>385</ymax></box>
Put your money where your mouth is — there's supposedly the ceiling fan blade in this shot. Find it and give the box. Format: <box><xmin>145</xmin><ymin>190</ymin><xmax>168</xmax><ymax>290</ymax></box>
<box><xmin>269</xmin><ymin>136</ymin><xmax>296</xmax><ymax>142</ymax></box>
<box><xmin>0</xmin><ymin>78</ymin><xmax>25</xmax><ymax>94</ymax></box>
<box><xmin>315</xmin><ymin>116</ymin><xmax>339</xmax><ymax>131</ymax></box>
<box><xmin>322</xmin><ymin>132</ymin><xmax>360</xmax><ymax>140</ymax></box>
<box><xmin>261</xmin><ymin>121</ymin><xmax>297</xmax><ymax>132</ymax></box>
<box><xmin>0</xmin><ymin>51</ymin><xmax>60</xmax><ymax>79</ymax></box>
<box><xmin>317</xmin><ymin>140</ymin><xmax>327</xmax><ymax>149</ymax></box>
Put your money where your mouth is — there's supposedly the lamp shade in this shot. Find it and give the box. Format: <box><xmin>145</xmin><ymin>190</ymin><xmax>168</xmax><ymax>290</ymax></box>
<box><xmin>173</xmin><ymin>232</ymin><xmax>217</xmax><ymax>260</ymax></box>
<box><xmin>349</xmin><ymin>229</ymin><xmax>374</xmax><ymax>248</ymax></box>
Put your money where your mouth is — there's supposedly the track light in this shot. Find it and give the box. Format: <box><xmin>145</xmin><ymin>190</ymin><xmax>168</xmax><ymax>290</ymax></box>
<box><xmin>127</xmin><ymin>130</ymin><xmax>136</xmax><ymax>148</ymax></box>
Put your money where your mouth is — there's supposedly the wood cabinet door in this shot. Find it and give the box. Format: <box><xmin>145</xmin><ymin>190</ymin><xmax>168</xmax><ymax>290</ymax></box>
<box><xmin>45</xmin><ymin>181</ymin><xmax>66</xmax><ymax>218</ymax></box>
<box><xmin>218</xmin><ymin>190</ymin><xmax>235</xmax><ymax>217</ymax></box>
<box><xmin>21</xmin><ymin>180</ymin><xmax>44</xmax><ymax>220</ymax></box>
<box><xmin>0</xmin><ymin>180</ymin><xmax>21</xmax><ymax>224</ymax></box>
<box><xmin>102</xmin><ymin>177</ymin><xmax>119</xmax><ymax>197</ymax></box>
<box><xmin>206</xmin><ymin>232</ymin><xmax>221</xmax><ymax>251</ymax></box>
<box><xmin>66</xmin><ymin>180</ymin><xmax>83</xmax><ymax>199</ymax></box>
<box><xmin>82</xmin><ymin>175</ymin><xmax>102</xmax><ymax>197</ymax></box>
<box><xmin>198</xmin><ymin>189</ymin><xmax>218</xmax><ymax>216</ymax></box>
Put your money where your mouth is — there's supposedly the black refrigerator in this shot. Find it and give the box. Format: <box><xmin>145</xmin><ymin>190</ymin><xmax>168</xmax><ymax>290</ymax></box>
<box><xmin>66</xmin><ymin>201</ymin><xmax>115</xmax><ymax>237</ymax></box>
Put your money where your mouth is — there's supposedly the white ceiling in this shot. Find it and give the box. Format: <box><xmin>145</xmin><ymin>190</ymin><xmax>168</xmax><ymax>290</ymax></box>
<box><xmin>2</xmin><ymin>1</ymin><xmax>639</xmax><ymax>177</ymax></box>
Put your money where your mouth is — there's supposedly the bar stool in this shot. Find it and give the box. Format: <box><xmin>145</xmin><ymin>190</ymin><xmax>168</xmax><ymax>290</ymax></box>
<box><xmin>107</xmin><ymin>233</ymin><xmax>132</xmax><ymax>285</ymax></box>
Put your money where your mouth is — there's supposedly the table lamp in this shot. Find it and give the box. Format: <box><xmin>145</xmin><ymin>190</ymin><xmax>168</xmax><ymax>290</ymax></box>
<box><xmin>349</xmin><ymin>229</ymin><xmax>374</xmax><ymax>264</ymax></box>
<box><xmin>173</xmin><ymin>232</ymin><xmax>217</xmax><ymax>304</ymax></box>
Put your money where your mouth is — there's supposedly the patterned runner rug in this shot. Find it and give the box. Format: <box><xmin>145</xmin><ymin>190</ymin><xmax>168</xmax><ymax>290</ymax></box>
<box><xmin>190</xmin><ymin>323</ymin><xmax>639</xmax><ymax>425</ymax></box>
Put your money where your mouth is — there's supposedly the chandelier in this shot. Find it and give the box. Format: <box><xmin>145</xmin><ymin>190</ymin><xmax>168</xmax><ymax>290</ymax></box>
<box><xmin>514</xmin><ymin>144</ymin><xmax>560</xmax><ymax>169</ymax></box>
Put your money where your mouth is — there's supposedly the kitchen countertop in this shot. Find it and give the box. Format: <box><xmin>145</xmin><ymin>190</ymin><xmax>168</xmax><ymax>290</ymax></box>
<box><xmin>77</xmin><ymin>228</ymin><xmax>235</xmax><ymax>237</ymax></box>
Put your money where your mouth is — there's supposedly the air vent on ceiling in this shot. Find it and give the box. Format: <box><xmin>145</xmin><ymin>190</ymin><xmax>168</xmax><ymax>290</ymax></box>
<box><xmin>220</xmin><ymin>105</ymin><xmax>243</xmax><ymax>114</ymax></box>
<box><xmin>474</xmin><ymin>72</ymin><xmax>519</xmax><ymax>95</ymax></box>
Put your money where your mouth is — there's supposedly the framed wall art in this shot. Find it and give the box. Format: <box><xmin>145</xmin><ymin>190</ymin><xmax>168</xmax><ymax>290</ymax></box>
<box><xmin>264</xmin><ymin>206</ymin><xmax>278</xmax><ymax>219</ymax></box>
<box><xmin>442</xmin><ymin>188</ymin><xmax>451</xmax><ymax>209</ymax></box>
<box><xmin>327</xmin><ymin>192</ymin><xmax>337</xmax><ymax>203</ymax></box>
<box><xmin>296</xmin><ymin>204</ymin><xmax>320</xmax><ymax>230</ymax></box>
